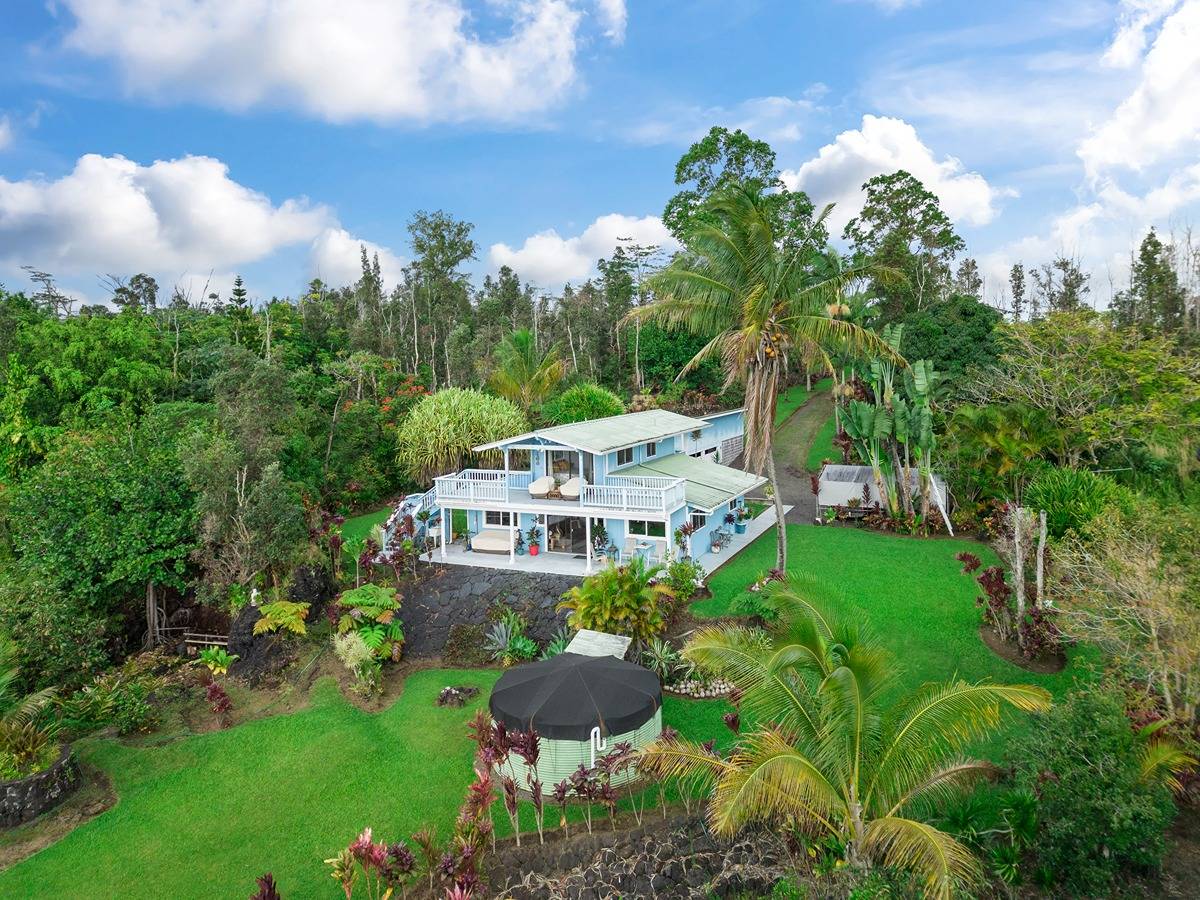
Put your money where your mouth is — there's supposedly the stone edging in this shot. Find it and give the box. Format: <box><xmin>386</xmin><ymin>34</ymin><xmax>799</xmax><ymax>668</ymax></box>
<box><xmin>1</xmin><ymin>744</ymin><xmax>81</xmax><ymax>829</ymax></box>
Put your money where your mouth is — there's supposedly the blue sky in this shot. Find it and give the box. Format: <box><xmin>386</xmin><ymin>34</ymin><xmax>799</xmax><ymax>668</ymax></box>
<box><xmin>2</xmin><ymin>1</ymin><xmax>1198</xmax><ymax>306</ymax></box>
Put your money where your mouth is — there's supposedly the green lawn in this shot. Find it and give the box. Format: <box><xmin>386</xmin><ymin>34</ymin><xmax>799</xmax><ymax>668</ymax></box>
<box><xmin>692</xmin><ymin>526</ymin><xmax>1093</xmax><ymax>745</ymax></box>
<box><xmin>804</xmin><ymin>412</ymin><xmax>840</xmax><ymax>471</ymax></box>
<box><xmin>0</xmin><ymin>670</ymin><xmax>728</xmax><ymax>899</ymax></box>
<box><xmin>340</xmin><ymin>505</ymin><xmax>391</xmax><ymax>563</ymax></box>
<box><xmin>773</xmin><ymin>377</ymin><xmax>832</xmax><ymax>426</ymax></box>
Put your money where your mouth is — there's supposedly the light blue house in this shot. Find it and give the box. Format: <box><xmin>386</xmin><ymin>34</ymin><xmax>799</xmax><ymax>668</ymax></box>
<box><xmin>427</xmin><ymin>408</ymin><xmax>764</xmax><ymax>573</ymax></box>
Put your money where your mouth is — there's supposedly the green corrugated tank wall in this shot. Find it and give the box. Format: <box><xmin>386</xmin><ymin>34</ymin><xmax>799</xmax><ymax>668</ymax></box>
<box><xmin>508</xmin><ymin>708</ymin><xmax>662</xmax><ymax>788</ymax></box>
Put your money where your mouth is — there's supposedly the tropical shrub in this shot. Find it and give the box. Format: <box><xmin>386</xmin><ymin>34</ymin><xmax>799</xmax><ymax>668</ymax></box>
<box><xmin>641</xmin><ymin>638</ymin><xmax>693</xmax><ymax>685</ymax></box>
<box><xmin>484</xmin><ymin>609</ymin><xmax>538</xmax><ymax>667</ymax></box>
<box><xmin>664</xmin><ymin>557</ymin><xmax>705</xmax><ymax>606</ymax></box>
<box><xmin>198</xmin><ymin>647</ymin><xmax>238</xmax><ymax>676</ymax></box>
<box><xmin>395</xmin><ymin>388</ymin><xmax>527</xmax><ymax>481</ymax></box>
<box><xmin>336</xmin><ymin>584</ymin><xmax>405</xmax><ymax>661</ymax></box>
<box><xmin>557</xmin><ymin>556</ymin><xmax>674</xmax><ymax>647</ymax></box>
<box><xmin>253</xmin><ymin>599</ymin><xmax>310</xmax><ymax>636</ymax></box>
<box><xmin>539</xmin><ymin>626</ymin><xmax>573</xmax><ymax>659</ymax></box>
<box><xmin>1024</xmin><ymin>466</ymin><xmax>1136</xmax><ymax>539</ymax></box>
<box><xmin>332</xmin><ymin>631</ymin><xmax>380</xmax><ymax>696</ymax></box>
<box><xmin>540</xmin><ymin>382</ymin><xmax>625</xmax><ymax>425</ymax></box>
<box><xmin>0</xmin><ymin>638</ymin><xmax>58</xmax><ymax>777</ymax></box>
<box><xmin>1007</xmin><ymin>686</ymin><xmax>1185</xmax><ymax>895</ymax></box>
<box><xmin>325</xmin><ymin>827</ymin><xmax>417</xmax><ymax>900</ymax></box>
<box><xmin>640</xmin><ymin>576</ymin><xmax>1051</xmax><ymax>899</ymax></box>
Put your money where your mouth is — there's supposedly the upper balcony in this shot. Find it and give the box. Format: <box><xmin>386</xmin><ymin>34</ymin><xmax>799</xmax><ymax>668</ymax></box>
<box><xmin>433</xmin><ymin>469</ymin><xmax>686</xmax><ymax>518</ymax></box>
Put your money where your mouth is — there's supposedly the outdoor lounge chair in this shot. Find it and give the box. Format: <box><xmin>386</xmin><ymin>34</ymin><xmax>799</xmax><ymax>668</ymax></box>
<box><xmin>528</xmin><ymin>475</ymin><xmax>555</xmax><ymax>499</ymax></box>
<box><xmin>560</xmin><ymin>477</ymin><xmax>581</xmax><ymax>501</ymax></box>
<box><xmin>472</xmin><ymin>529</ymin><xmax>511</xmax><ymax>554</ymax></box>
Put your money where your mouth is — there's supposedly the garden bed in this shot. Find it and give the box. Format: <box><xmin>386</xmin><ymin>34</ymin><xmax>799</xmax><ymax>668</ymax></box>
<box><xmin>978</xmin><ymin>624</ymin><xmax>1066</xmax><ymax>674</ymax></box>
<box><xmin>1</xmin><ymin>746</ymin><xmax>80</xmax><ymax>830</ymax></box>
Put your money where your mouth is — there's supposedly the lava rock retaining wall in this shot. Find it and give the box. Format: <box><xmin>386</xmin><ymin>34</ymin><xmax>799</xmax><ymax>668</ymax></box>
<box><xmin>1</xmin><ymin>744</ymin><xmax>80</xmax><ymax>828</ymax></box>
<box><xmin>487</xmin><ymin>815</ymin><xmax>792</xmax><ymax>899</ymax></box>
<box><xmin>403</xmin><ymin>565</ymin><xmax>579</xmax><ymax>657</ymax></box>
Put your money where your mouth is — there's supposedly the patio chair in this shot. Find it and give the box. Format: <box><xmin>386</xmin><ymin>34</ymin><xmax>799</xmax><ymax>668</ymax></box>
<box><xmin>560</xmin><ymin>477</ymin><xmax>581</xmax><ymax>501</ymax></box>
<box><xmin>528</xmin><ymin>475</ymin><xmax>555</xmax><ymax>499</ymax></box>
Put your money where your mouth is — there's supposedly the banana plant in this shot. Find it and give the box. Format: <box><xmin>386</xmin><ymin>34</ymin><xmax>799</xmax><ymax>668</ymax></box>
<box><xmin>843</xmin><ymin>400</ymin><xmax>898</xmax><ymax>515</ymax></box>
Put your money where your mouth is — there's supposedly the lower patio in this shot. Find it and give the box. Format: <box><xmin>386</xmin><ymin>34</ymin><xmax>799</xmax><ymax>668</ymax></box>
<box><xmin>432</xmin><ymin>503</ymin><xmax>790</xmax><ymax>578</ymax></box>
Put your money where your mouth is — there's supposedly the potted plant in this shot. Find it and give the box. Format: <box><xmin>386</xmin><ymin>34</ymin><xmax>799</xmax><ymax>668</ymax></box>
<box><xmin>526</xmin><ymin>523</ymin><xmax>542</xmax><ymax>556</ymax></box>
<box><xmin>514</xmin><ymin>530</ymin><xmax>527</xmax><ymax>556</ymax></box>
<box><xmin>734</xmin><ymin>506</ymin><xmax>750</xmax><ymax>534</ymax></box>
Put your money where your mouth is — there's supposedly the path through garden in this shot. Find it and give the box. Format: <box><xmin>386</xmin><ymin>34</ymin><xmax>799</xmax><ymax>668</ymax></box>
<box><xmin>770</xmin><ymin>379</ymin><xmax>833</xmax><ymax>524</ymax></box>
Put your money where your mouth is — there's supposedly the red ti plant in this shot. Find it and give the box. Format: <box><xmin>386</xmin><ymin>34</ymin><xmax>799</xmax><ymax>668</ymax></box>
<box><xmin>956</xmin><ymin>551</ymin><xmax>982</xmax><ymax>574</ymax></box>
<box><xmin>602</xmin><ymin>741</ymin><xmax>643</xmax><ymax>825</ymax></box>
<box><xmin>569</xmin><ymin>763</ymin><xmax>598</xmax><ymax>833</ymax></box>
<box><xmin>249</xmin><ymin>873</ymin><xmax>282</xmax><ymax>900</ymax></box>
<box><xmin>205</xmin><ymin>681</ymin><xmax>232</xmax><ymax>728</ymax></box>
<box><xmin>552</xmin><ymin>779</ymin><xmax>571</xmax><ymax>837</ymax></box>
<box><xmin>324</xmin><ymin>827</ymin><xmax>415</xmax><ymax>900</ymax></box>
<box><xmin>500</xmin><ymin>775</ymin><xmax>520</xmax><ymax>847</ymax></box>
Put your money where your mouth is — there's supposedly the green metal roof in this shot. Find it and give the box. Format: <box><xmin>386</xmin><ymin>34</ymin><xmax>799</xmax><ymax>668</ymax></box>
<box><xmin>623</xmin><ymin>453</ymin><xmax>766</xmax><ymax>512</ymax></box>
<box><xmin>475</xmin><ymin>409</ymin><xmax>710</xmax><ymax>454</ymax></box>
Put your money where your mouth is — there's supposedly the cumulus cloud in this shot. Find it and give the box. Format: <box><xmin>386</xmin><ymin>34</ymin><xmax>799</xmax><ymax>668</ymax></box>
<box><xmin>58</xmin><ymin>0</ymin><xmax>621</xmax><ymax>124</ymax></box>
<box><xmin>489</xmin><ymin>213</ymin><xmax>676</xmax><ymax>287</ymax></box>
<box><xmin>625</xmin><ymin>93</ymin><xmax>826</xmax><ymax>146</ymax></box>
<box><xmin>781</xmin><ymin>115</ymin><xmax>1010</xmax><ymax>233</ymax></box>
<box><xmin>0</xmin><ymin>153</ymin><xmax>330</xmax><ymax>274</ymax></box>
<box><xmin>309</xmin><ymin>227</ymin><xmax>407</xmax><ymax>289</ymax></box>
<box><xmin>1079</xmin><ymin>0</ymin><xmax>1200</xmax><ymax>176</ymax></box>
<box><xmin>1102</xmin><ymin>0</ymin><xmax>1182</xmax><ymax>67</ymax></box>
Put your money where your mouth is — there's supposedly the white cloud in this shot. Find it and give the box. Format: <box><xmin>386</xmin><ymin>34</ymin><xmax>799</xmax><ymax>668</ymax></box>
<box><xmin>489</xmin><ymin>213</ymin><xmax>676</xmax><ymax>287</ymax></box>
<box><xmin>309</xmin><ymin>227</ymin><xmax>407</xmax><ymax>289</ymax></box>
<box><xmin>593</xmin><ymin>0</ymin><xmax>627</xmax><ymax>42</ymax></box>
<box><xmin>0</xmin><ymin>153</ymin><xmax>330</xmax><ymax>274</ymax></box>
<box><xmin>781</xmin><ymin>115</ymin><xmax>1011</xmax><ymax>233</ymax></box>
<box><xmin>625</xmin><ymin>94</ymin><xmax>825</xmax><ymax>146</ymax></box>
<box><xmin>1079</xmin><ymin>0</ymin><xmax>1200</xmax><ymax>176</ymax></box>
<box><xmin>58</xmin><ymin>0</ymin><xmax>621</xmax><ymax>124</ymax></box>
<box><xmin>1102</xmin><ymin>0</ymin><xmax>1182</xmax><ymax>67</ymax></box>
<box><xmin>0</xmin><ymin>116</ymin><xmax>12</xmax><ymax>151</ymax></box>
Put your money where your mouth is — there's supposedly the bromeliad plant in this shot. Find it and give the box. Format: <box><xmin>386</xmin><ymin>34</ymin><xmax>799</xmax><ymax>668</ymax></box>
<box><xmin>337</xmin><ymin>584</ymin><xmax>405</xmax><ymax>662</ymax></box>
<box><xmin>639</xmin><ymin>575</ymin><xmax>1052</xmax><ymax>899</ymax></box>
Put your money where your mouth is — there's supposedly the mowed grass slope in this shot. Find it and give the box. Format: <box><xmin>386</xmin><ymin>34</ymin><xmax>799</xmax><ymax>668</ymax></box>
<box><xmin>692</xmin><ymin>526</ymin><xmax>1093</xmax><ymax>737</ymax></box>
<box><xmin>773</xmin><ymin>377</ymin><xmax>832</xmax><ymax>426</ymax></box>
<box><xmin>0</xmin><ymin>670</ymin><xmax>729</xmax><ymax>900</ymax></box>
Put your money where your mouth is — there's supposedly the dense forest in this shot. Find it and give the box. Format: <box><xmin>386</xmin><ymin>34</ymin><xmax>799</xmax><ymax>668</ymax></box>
<box><xmin>0</xmin><ymin>125</ymin><xmax>1197</xmax><ymax>694</ymax></box>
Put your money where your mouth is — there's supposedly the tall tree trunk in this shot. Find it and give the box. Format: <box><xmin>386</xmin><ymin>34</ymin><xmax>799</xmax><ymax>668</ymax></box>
<box><xmin>765</xmin><ymin>450</ymin><xmax>787</xmax><ymax>573</ymax></box>
<box><xmin>145</xmin><ymin>579</ymin><xmax>159</xmax><ymax>648</ymax></box>
<box><xmin>1013</xmin><ymin>506</ymin><xmax>1026</xmax><ymax>642</ymax></box>
<box><xmin>1036</xmin><ymin>509</ymin><xmax>1047</xmax><ymax>608</ymax></box>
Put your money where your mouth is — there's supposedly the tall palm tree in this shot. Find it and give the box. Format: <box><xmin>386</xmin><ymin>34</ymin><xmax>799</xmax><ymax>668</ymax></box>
<box><xmin>487</xmin><ymin>329</ymin><xmax>567</xmax><ymax>415</ymax></box>
<box><xmin>630</xmin><ymin>186</ymin><xmax>900</xmax><ymax>570</ymax></box>
<box><xmin>639</xmin><ymin>577</ymin><xmax>1051</xmax><ymax>898</ymax></box>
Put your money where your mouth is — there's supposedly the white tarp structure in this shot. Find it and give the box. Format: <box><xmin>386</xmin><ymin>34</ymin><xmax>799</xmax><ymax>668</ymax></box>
<box><xmin>817</xmin><ymin>464</ymin><xmax>953</xmax><ymax>535</ymax></box>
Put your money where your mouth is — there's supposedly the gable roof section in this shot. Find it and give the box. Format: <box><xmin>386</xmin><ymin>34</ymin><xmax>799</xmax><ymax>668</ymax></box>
<box><xmin>622</xmin><ymin>453</ymin><xmax>766</xmax><ymax>512</ymax></box>
<box><xmin>474</xmin><ymin>409</ymin><xmax>711</xmax><ymax>455</ymax></box>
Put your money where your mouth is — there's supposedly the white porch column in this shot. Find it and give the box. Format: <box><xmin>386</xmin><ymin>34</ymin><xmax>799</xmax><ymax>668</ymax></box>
<box><xmin>577</xmin><ymin>450</ymin><xmax>584</xmax><ymax>482</ymax></box>
<box><xmin>585</xmin><ymin>517</ymin><xmax>593</xmax><ymax>573</ymax></box>
<box><xmin>441</xmin><ymin>507</ymin><xmax>449</xmax><ymax>559</ymax></box>
<box><xmin>509</xmin><ymin>517</ymin><xmax>516</xmax><ymax>564</ymax></box>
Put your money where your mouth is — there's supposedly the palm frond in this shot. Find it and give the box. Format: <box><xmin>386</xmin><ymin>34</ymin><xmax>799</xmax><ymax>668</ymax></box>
<box><xmin>709</xmin><ymin>727</ymin><xmax>843</xmax><ymax>836</ymax></box>
<box><xmin>1140</xmin><ymin>739</ymin><xmax>1197</xmax><ymax>794</ymax></box>
<box><xmin>865</xmin><ymin>681</ymin><xmax>1050</xmax><ymax>813</ymax></box>
<box><xmin>861</xmin><ymin>815</ymin><xmax>982</xmax><ymax>900</ymax></box>
<box><xmin>886</xmin><ymin>759</ymin><xmax>999</xmax><ymax>818</ymax></box>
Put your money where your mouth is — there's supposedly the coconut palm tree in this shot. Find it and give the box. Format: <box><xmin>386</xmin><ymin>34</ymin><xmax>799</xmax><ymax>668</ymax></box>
<box><xmin>639</xmin><ymin>577</ymin><xmax>1052</xmax><ymax>898</ymax></box>
<box><xmin>487</xmin><ymin>329</ymin><xmax>567</xmax><ymax>415</ymax></box>
<box><xmin>630</xmin><ymin>185</ymin><xmax>900</xmax><ymax>570</ymax></box>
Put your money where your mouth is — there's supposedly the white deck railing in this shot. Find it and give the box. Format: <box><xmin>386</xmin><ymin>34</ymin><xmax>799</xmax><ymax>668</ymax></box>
<box><xmin>433</xmin><ymin>470</ymin><xmax>685</xmax><ymax>516</ymax></box>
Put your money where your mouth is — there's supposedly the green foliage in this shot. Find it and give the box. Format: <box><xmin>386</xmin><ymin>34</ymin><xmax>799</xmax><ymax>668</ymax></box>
<box><xmin>1024</xmin><ymin>466</ymin><xmax>1137</xmax><ymax>539</ymax></box>
<box><xmin>0</xmin><ymin>638</ymin><xmax>59</xmax><ymax>776</ymax></box>
<box><xmin>557</xmin><ymin>556</ymin><xmax>674</xmax><ymax>647</ymax></box>
<box><xmin>640</xmin><ymin>637</ymin><xmax>693</xmax><ymax>685</ymax></box>
<box><xmin>395</xmin><ymin>388</ymin><xmax>527</xmax><ymax>481</ymax></box>
<box><xmin>253</xmin><ymin>600</ymin><xmax>310</xmax><ymax>636</ymax></box>
<box><xmin>198</xmin><ymin>647</ymin><xmax>239</xmax><ymax>676</ymax></box>
<box><xmin>484</xmin><ymin>608</ymin><xmax>538</xmax><ymax>667</ymax></box>
<box><xmin>539</xmin><ymin>382</ymin><xmax>625</xmax><ymax>425</ymax></box>
<box><xmin>486</xmin><ymin>329</ymin><xmax>566</xmax><ymax>413</ymax></box>
<box><xmin>539</xmin><ymin>626</ymin><xmax>573</xmax><ymax>660</ymax></box>
<box><xmin>1007</xmin><ymin>686</ymin><xmax>1177</xmax><ymax>895</ymax></box>
<box><xmin>664</xmin><ymin>557</ymin><xmax>705</xmax><ymax>606</ymax></box>
<box><xmin>897</xmin><ymin>294</ymin><xmax>1001</xmax><ymax>383</ymax></box>
<box><xmin>332</xmin><ymin>631</ymin><xmax>381</xmax><ymax>696</ymax></box>
<box><xmin>0</xmin><ymin>575</ymin><xmax>110</xmax><ymax>691</ymax></box>
<box><xmin>336</xmin><ymin>584</ymin><xmax>404</xmax><ymax>660</ymax></box>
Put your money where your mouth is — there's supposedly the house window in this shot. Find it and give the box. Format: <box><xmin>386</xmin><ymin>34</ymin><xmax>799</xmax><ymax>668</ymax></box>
<box><xmin>628</xmin><ymin>520</ymin><xmax>667</xmax><ymax>538</ymax></box>
<box><xmin>690</xmin><ymin>512</ymin><xmax>708</xmax><ymax>531</ymax></box>
<box><xmin>616</xmin><ymin>447</ymin><xmax>633</xmax><ymax>466</ymax></box>
<box><xmin>645</xmin><ymin>441</ymin><xmax>657</xmax><ymax>458</ymax></box>
<box><xmin>484</xmin><ymin>511</ymin><xmax>512</xmax><ymax>527</ymax></box>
